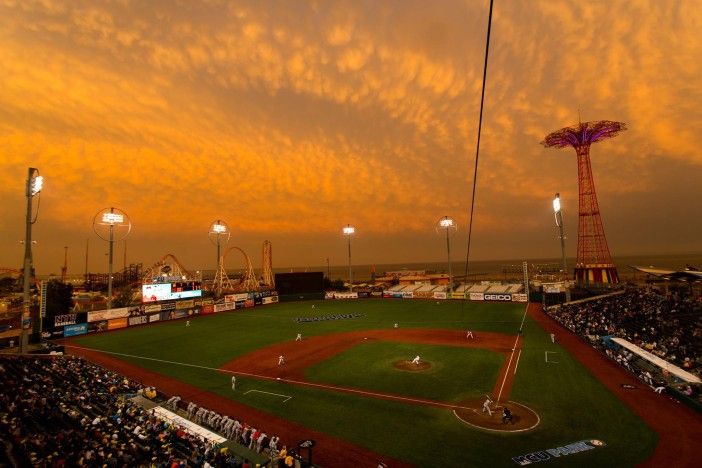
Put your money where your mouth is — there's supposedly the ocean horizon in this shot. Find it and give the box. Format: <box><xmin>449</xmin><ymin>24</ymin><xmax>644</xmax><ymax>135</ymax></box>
<box><xmin>43</xmin><ymin>252</ymin><xmax>701</xmax><ymax>283</ymax></box>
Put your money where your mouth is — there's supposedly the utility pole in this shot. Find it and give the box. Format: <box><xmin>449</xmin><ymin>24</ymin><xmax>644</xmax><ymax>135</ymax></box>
<box><xmin>61</xmin><ymin>246</ymin><xmax>68</xmax><ymax>283</ymax></box>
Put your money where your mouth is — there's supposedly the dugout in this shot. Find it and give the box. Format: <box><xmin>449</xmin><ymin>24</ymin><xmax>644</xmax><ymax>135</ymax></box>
<box><xmin>274</xmin><ymin>272</ymin><xmax>325</xmax><ymax>302</ymax></box>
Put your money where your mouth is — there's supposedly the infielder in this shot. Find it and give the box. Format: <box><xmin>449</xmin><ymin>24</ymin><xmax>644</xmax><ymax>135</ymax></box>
<box><xmin>411</xmin><ymin>355</ymin><xmax>421</xmax><ymax>365</ymax></box>
<box><xmin>295</xmin><ymin>333</ymin><xmax>302</xmax><ymax>341</ymax></box>
<box><xmin>231</xmin><ymin>375</ymin><xmax>236</xmax><ymax>391</ymax></box>
<box><xmin>278</xmin><ymin>355</ymin><xmax>285</xmax><ymax>365</ymax></box>
<box><xmin>466</xmin><ymin>330</ymin><xmax>474</xmax><ymax>339</ymax></box>
<box><xmin>482</xmin><ymin>397</ymin><xmax>493</xmax><ymax>416</ymax></box>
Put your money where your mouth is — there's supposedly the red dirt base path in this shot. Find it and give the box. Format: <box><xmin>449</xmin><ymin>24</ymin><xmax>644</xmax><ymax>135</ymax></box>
<box><xmin>530</xmin><ymin>304</ymin><xmax>702</xmax><ymax>468</ymax></box>
<box><xmin>220</xmin><ymin>328</ymin><xmax>521</xmax><ymax>402</ymax></box>
<box><xmin>66</xmin><ymin>345</ymin><xmax>411</xmax><ymax>468</ymax></box>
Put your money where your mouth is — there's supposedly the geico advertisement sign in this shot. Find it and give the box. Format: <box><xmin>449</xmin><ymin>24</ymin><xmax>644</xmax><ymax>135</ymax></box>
<box><xmin>483</xmin><ymin>294</ymin><xmax>512</xmax><ymax>301</ymax></box>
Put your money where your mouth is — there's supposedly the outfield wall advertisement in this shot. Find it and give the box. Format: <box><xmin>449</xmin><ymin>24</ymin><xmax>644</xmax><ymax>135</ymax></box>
<box><xmin>63</xmin><ymin>323</ymin><xmax>88</xmax><ymax>337</ymax></box>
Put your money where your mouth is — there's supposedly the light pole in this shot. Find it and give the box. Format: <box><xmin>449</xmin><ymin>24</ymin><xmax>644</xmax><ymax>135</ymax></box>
<box><xmin>93</xmin><ymin>207</ymin><xmax>131</xmax><ymax>310</ymax></box>
<box><xmin>209</xmin><ymin>220</ymin><xmax>230</xmax><ymax>297</ymax></box>
<box><xmin>437</xmin><ymin>216</ymin><xmax>457</xmax><ymax>290</ymax></box>
<box><xmin>21</xmin><ymin>167</ymin><xmax>43</xmax><ymax>353</ymax></box>
<box><xmin>553</xmin><ymin>193</ymin><xmax>571</xmax><ymax>302</ymax></box>
<box><xmin>342</xmin><ymin>225</ymin><xmax>355</xmax><ymax>292</ymax></box>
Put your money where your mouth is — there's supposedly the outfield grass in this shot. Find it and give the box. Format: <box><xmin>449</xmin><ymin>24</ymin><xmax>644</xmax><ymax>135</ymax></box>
<box><xmin>74</xmin><ymin>299</ymin><xmax>656</xmax><ymax>467</ymax></box>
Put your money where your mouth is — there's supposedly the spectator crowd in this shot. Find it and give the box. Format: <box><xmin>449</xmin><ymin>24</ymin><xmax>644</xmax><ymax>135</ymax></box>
<box><xmin>0</xmin><ymin>355</ymin><xmax>296</xmax><ymax>467</ymax></box>
<box><xmin>548</xmin><ymin>288</ymin><xmax>701</xmax><ymax>376</ymax></box>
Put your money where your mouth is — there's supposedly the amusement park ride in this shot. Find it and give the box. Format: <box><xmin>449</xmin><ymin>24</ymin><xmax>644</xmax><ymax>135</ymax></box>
<box><xmin>141</xmin><ymin>241</ymin><xmax>275</xmax><ymax>295</ymax></box>
<box><xmin>542</xmin><ymin>120</ymin><xmax>626</xmax><ymax>286</ymax></box>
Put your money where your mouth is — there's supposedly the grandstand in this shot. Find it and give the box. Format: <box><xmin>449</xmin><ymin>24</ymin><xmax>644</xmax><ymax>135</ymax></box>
<box><xmin>546</xmin><ymin>288</ymin><xmax>702</xmax><ymax>405</ymax></box>
<box><xmin>0</xmin><ymin>355</ymin><xmax>287</xmax><ymax>467</ymax></box>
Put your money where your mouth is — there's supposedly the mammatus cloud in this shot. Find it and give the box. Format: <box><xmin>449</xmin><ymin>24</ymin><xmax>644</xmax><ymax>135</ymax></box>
<box><xmin>0</xmin><ymin>0</ymin><xmax>700</xmax><ymax>272</ymax></box>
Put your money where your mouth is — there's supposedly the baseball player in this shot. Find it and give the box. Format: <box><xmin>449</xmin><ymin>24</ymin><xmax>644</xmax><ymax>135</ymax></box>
<box><xmin>411</xmin><ymin>355</ymin><xmax>421</xmax><ymax>365</ymax></box>
<box><xmin>231</xmin><ymin>375</ymin><xmax>236</xmax><ymax>391</ymax></box>
<box><xmin>278</xmin><ymin>355</ymin><xmax>285</xmax><ymax>365</ymax></box>
<box><xmin>502</xmin><ymin>407</ymin><xmax>513</xmax><ymax>424</ymax></box>
<box><xmin>466</xmin><ymin>330</ymin><xmax>474</xmax><ymax>339</ymax></box>
<box><xmin>295</xmin><ymin>333</ymin><xmax>302</xmax><ymax>341</ymax></box>
<box><xmin>186</xmin><ymin>320</ymin><xmax>190</xmax><ymax>327</ymax></box>
<box><xmin>482</xmin><ymin>397</ymin><xmax>493</xmax><ymax>416</ymax></box>
<box><xmin>550</xmin><ymin>333</ymin><xmax>555</xmax><ymax>343</ymax></box>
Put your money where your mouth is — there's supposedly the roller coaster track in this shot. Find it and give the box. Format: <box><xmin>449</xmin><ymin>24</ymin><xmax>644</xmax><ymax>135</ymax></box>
<box><xmin>214</xmin><ymin>246</ymin><xmax>258</xmax><ymax>293</ymax></box>
<box><xmin>142</xmin><ymin>254</ymin><xmax>195</xmax><ymax>282</ymax></box>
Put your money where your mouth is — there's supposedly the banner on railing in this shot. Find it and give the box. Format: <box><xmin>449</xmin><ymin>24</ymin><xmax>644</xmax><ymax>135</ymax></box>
<box><xmin>402</xmin><ymin>291</ymin><xmax>414</xmax><ymax>299</ymax></box>
<box><xmin>214</xmin><ymin>303</ymin><xmax>235</xmax><ymax>313</ymax></box>
<box><xmin>64</xmin><ymin>323</ymin><xmax>88</xmax><ymax>337</ymax></box>
<box><xmin>433</xmin><ymin>291</ymin><xmax>447</xmax><ymax>300</ymax></box>
<box><xmin>512</xmin><ymin>293</ymin><xmax>528</xmax><ymax>302</ymax></box>
<box><xmin>483</xmin><ymin>293</ymin><xmax>512</xmax><ymax>302</ymax></box>
<box><xmin>469</xmin><ymin>292</ymin><xmax>484</xmax><ymax>301</ymax></box>
<box><xmin>107</xmin><ymin>317</ymin><xmax>128</xmax><ymax>330</ymax></box>
<box><xmin>88</xmin><ymin>308</ymin><xmax>130</xmax><ymax>322</ymax></box>
<box><xmin>176</xmin><ymin>299</ymin><xmax>194</xmax><ymax>309</ymax></box>
<box><xmin>128</xmin><ymin>315</ymin><xmax>148</xmax><ymax>326</ymax></box>
<box><xmin>225</xmin><ymin>293</ymin><xmax>249</xmax><ymax>304</ymax></box>
<box><xmin>325</xmin><ymin>292</ymin><xmax>359</xmax><ymax>299</ymax></box>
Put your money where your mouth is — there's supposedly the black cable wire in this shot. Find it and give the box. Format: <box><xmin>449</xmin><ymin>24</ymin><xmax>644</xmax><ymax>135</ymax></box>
<box><xmin>461</xmin><ymin>0</ymin><xmax>494</xmax><ymax>317</ymax></box>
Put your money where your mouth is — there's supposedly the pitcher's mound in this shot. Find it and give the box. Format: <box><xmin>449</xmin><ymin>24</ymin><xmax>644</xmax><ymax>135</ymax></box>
<box><xmin>394</xmin><ymin>360</ymin><xmax>431</xmax><ymax>371</ymax></box>
<box><xmin>453</xmin><ymin>399</ymin><xmax>540</xmax><ymax>432</ymax></box>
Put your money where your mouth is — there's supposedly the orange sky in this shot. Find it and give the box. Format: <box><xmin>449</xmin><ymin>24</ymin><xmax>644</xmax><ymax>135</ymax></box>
<box><xmin>1</xmin><ymin>0</ymin><xmax>700</xmax><ymax>275</ymax></box>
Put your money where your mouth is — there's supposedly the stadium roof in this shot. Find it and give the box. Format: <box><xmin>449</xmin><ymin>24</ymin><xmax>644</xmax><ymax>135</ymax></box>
<box><xmin>629</xmin><ymin>266</ymin><xmax>702</xmax><ymax>282</ymax></box>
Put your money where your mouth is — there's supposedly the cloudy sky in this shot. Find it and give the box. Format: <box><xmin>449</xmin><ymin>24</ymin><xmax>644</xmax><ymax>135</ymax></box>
<box><xmin>1</xmin><ymin>0</ymin><xmax>700</xmax><ymax>276</ymax></box>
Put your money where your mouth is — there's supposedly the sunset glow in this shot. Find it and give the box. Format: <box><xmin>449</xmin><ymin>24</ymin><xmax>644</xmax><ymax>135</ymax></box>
<box><xmin>1</xmin><ymin>0</ymin><xmax>700</xmax><ymax>274</ymax></box>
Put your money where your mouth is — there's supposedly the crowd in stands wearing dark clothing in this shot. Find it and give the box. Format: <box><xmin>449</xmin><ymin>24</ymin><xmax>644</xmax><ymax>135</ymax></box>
<box><xmin>547</xmin><ymin>288</ymin><xmax>702</xmax><ymax>377</ymax></box>
<box><xmin>0</xmin><ymin>356</ymin><xmax>270</xmax><ymax>467</ymax></box>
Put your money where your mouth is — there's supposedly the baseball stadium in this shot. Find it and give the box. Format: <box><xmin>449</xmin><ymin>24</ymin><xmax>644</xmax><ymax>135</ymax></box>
<box><xmin>2</xmin><ymin>1</ymin><xmax>702</xmax><ymax>467</ymax></box>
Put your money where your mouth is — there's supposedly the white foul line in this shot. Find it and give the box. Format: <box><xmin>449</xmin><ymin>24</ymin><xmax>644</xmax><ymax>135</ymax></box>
<box><xmin>513</xmin><ymin>349</ymin><xmax>522</xmax><ymax>376</ymax></box>
<box><xmin>495</xmin><ymin>302</ymin><xmax>530</xmax><ymax>403</ymax></box>
<box><xmin>245</xmin><ymin>389</ymin><xmax>292</xmax><ymax>402</ymax></box>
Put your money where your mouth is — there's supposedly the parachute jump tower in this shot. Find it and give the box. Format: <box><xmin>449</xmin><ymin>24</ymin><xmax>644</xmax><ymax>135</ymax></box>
<box><xmin>541</xmin><ymin>120</ymin><xmax>626</xmax><ymax>286</ymax></box>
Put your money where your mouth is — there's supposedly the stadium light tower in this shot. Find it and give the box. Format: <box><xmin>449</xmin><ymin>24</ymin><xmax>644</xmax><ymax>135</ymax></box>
<box><xmin>542</xmin><ymin>120</ymin><xmax>626</xmax><ymax>285</ymax></box>
<box><xmin>93</xmin><ymin>207</ymin><xmax>131</xmax><ymax>310</ymax></box>
<box><xmin>20</xmin><ymin>167</ymin><xmax>43</xmax><ymax>353</ymax></box>
<box><xmin>553</xmin><ymin>194</ymin><xmax>571</xmax><ymax>302</ymax></box>
<box><xmin>342</xmin><ymin>225</ymin><xmax>355</xmax><ymax>292</ymax></box>
<box><xmin>209</xmin><ymin>220</ymin><xmax>230</xmax><ymax>297</ymax></box>
<box><xmin>437</xmin><ymin>216</ymin><xmax>457</xmax><ymax>289</ymax></box>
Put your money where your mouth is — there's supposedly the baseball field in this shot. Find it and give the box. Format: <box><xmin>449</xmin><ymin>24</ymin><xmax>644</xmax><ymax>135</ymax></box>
<box><xmin>67</xmin><ymin>299</ymin><xmax>660</xmax><ymax>467</ymax></box>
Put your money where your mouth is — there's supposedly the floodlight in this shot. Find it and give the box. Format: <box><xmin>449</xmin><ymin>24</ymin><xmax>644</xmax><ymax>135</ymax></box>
<box><xmin>553</xmin><ymin>193</ymin><xmax>561</xmax><ymax>214</ymax></box>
